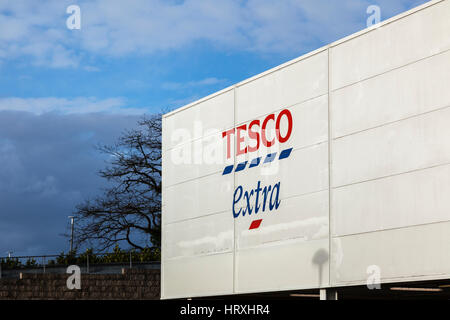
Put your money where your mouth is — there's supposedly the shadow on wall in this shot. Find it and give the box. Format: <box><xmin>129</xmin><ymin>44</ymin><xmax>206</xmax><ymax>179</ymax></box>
<box><xmin>312</xmin><ymin>248</ymin><xmax>329</xmax><ymax>287</ymax></box>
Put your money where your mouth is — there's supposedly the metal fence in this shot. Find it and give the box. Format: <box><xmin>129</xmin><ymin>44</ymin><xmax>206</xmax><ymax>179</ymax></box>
<box><xmin>0</xmin><ymin>252</ymin><xmax>161</xmax><ymax>279</ymax></box>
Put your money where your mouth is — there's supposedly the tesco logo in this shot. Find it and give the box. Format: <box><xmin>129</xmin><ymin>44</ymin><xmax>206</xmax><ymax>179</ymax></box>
<box><xmin>222</xmin><ymin>109</ymin><xmax>293</xmax><ymax>159</ymax></box>
<box><xmin>222</xmin><ymin>109</ymin><xmax>294</xmax><ymax>231</ymax></box>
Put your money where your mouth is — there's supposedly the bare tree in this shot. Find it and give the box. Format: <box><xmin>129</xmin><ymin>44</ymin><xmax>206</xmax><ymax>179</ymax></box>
<box><xmin>73</xmin><ymin>115</ymin><xmax>161</xmax><ymax>251</ymax></box>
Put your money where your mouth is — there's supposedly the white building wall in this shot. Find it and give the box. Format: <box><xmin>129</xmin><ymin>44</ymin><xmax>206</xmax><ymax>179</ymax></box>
<box><xmin>330</xmin><ymin>0</ymin><xmax>450</xmax><ymax>286</ymax></box>
<box><xmin>234</xmin><ymin>50</ymin><xmax>330</xmax><ymax>294</ymax></box>
<box><xmin>161</xmin><ymin>89</ymin><xmax>236</xmax><ymax>298</ymax></box>
<box><xmin>162</xmin><ymin>0</ymin><xmax>450</xmax><ymax>298</ymax></box>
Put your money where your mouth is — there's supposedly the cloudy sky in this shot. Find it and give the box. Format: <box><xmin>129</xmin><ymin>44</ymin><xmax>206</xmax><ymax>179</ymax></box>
<box><xmin>0</xmin><ymin>0</ymin><xmax>429</xmax><ymax>256</ymax></box>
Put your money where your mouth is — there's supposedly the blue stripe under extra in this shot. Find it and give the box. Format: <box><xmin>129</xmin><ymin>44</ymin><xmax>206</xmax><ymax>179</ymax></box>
<box><xmin>235</xmin><ymin>161</ymin><xmax>248</xmax><ymax>172</ymax></box>
<box><xmin>279</xmin><ymin>148</ymin><xmax>293</xmax><ymax>160</ymax></box>
<box><xmin>264</xmin><ymin>152</ymin><xmax>277</xmax><ymax>163</ymax></box>
<box><xmin>222</xmin><ymin>165</ymin><xmax>234</xmax><ymax>175</ymax></box>
<box><xmin>249</xmin><ymin>157</ymin><xmax>261</xmax><ymax>168</ymax></box>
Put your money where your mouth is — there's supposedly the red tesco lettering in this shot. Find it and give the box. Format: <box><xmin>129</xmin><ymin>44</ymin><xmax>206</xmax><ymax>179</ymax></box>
<box><xmin>222</xmin><ymin>109</ymin><xmax>293</xmax><ymax>159</ymax></box>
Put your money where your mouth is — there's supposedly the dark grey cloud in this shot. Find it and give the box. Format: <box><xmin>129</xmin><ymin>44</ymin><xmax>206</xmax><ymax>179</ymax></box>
<box><xmin>0</xmin><ymin>110</ymin><xmax>141</xmax><ymax>256</ymax></box>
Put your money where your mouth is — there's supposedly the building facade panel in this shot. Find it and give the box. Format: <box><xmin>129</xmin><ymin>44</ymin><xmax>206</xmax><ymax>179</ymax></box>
<box><xmin>330</xmin><ymin>0</ymin><xmax>450</xmax><ymax>90</ymax></box>
<box><xmin>162</xmin><ymin>0</ymin><xmax>450</xmax><ymax>298</ymax></box>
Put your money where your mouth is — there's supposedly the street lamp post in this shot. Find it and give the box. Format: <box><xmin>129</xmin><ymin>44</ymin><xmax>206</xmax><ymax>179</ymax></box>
<box><xmin>68</xmin><ymin>216</ymin><xmax>75</xmax><ymax>252</ymax></box>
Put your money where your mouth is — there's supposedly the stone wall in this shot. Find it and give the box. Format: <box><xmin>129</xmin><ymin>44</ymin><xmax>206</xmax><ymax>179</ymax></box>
<box><xmin>0</xmin><ymin>268</ymin><xmax>160</xmax><ymax>300</ymax></box>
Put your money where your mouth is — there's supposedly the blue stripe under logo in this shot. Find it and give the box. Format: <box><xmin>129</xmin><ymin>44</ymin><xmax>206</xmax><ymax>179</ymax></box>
<box><xmin>222</xmin><ymin>148</ymin><xmax>293</xmax><ymax>175</ymax></box>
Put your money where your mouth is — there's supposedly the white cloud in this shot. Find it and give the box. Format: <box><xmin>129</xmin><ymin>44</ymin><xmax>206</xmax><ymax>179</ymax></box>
<box><xmin>0</xmin><ymin>0</ymin><xmax>429</xmax><ymax>68</ymax></box>
<box><xmin>0</xmin><ymin>97</ymin><xmax>148</xmax><ymax>115</ymax></box>
<box><xmin>162</xmin><ymin>77</ymin><xmax>227</xmax><ymax>90</ymax></box>
<box><xmin>83</xmin><ymin>65</ymin><xmax>101</xmax><ymax>72</ymax></box>
<box><xmin>0</xmin><ymin>0</ymin><xmax>77</xmax><ymax>67</ymax></box>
